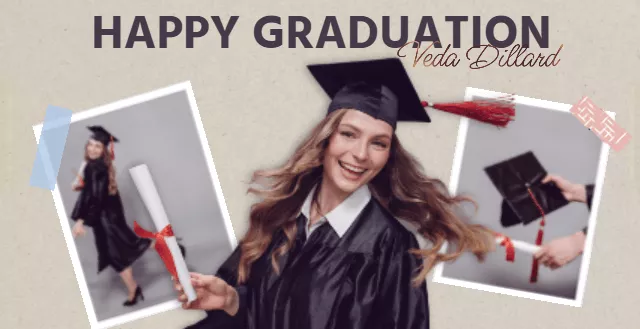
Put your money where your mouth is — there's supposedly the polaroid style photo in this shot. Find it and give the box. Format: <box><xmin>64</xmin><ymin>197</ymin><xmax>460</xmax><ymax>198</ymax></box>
<box><xmin>32</xmin><ymin>82</ymin><xmax>237</xmax><ymax>329</ymax></box>
<box><xmin>432</xmin><ymin>87</ymin><xmax>612</xmax><ymax>307</ymax></box>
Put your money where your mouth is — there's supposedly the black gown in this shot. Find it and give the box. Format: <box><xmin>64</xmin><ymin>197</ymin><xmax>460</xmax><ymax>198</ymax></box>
<box><xmin>70</xmin><ymin>159</ymin><xmax>152</xmax><ymax>274</ymax></box>
<box><xmin>186</xmin><ymin>197</ymin><xmax>430</xmax><ymax>329</ymax></box>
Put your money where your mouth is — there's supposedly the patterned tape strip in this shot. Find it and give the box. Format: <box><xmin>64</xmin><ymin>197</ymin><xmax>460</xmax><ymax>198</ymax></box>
<box><xmin>30</xmin><ymin>105</ymin><xmax>73</xmax><ymax>190</ymax></box>
<box><xmin>570</xmin><ymin>96</ymin><xmax>631</xmax><ymax>151</ymax></box>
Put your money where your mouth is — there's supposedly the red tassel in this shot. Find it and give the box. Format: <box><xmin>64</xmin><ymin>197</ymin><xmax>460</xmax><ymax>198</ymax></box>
<box><xmin>110</xmin><ymin>135</ymin><xmax>115</xmax><ymax>160</ymax></box>
<box><xmin>421</xmin><ymin>95</ymin><xmax>516</xmax><ymax>127</ymax></box>
<box><xmin>527</xmin><ymin>187</ymin><xmax>546</xmax><ymax>283</ymax></box>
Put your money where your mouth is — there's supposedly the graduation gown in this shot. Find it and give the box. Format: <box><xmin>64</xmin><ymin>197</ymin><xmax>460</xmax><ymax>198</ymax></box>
<box><xmin>185</xmin><ymin>193</ymin><xmax>430</xmax><ymax>329</ymax></box>
<box><xmin>71</xmin><ymin>159</ymin><xmax>152</xmax><ymax>273</ymax></box>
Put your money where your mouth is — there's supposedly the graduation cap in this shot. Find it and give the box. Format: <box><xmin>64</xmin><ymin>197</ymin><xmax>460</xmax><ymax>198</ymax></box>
<box><xmin>87</xmin><ymin>125</ymin><xmax>118</xmax><ymax>160</ymax></box>
<box><xmin>484</xmin><ymin>151</ymin><xmax>569</xmax><ymax>227</ymax></box>
<box><xmin>307</xmin><ymin>57</ymin><xmax>516</xmax><ymax>129</ymax></box>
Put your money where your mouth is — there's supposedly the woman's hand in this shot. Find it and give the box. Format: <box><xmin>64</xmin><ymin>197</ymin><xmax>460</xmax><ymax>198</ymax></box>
<box><xmin>542</xmin><ymin>174</ymin><xmax>587</xmax><ymax>203</ymax></box>
<box><xmin>72</xmin><ymin>220</ymin><xmax>86</xmax><ymax>238</ymax></box>
<box><xmin>71</xmin><ymin>169</ymin><xmax>84</xmax><ymax>191</ymax></box>
<box><xmin>173</xmin><ymin>272</ymin><xmax>239</xmax><ymax>316</ymax></box>
<box><xmin>534</xmin><ymin>231</ymin><xmax>586</xmax><ymax>270</ymax></box>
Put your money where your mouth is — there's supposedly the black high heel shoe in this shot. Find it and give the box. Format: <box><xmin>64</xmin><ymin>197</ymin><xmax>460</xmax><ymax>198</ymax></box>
<box><xmin>123</xmin><ymin>286</ymin><xmax>144</xmax><ymax>306</ymax></box>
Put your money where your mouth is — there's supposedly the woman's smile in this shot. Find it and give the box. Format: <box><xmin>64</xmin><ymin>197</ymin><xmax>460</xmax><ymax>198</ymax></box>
<box><xmin>338</xmin><ymin>160</ymin><xmax>368</xmax><ymax>180</ymax></box>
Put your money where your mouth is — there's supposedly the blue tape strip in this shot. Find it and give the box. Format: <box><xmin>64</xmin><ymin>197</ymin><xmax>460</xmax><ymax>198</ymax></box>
<box><xmin>30</xmin><ymin>105</ymin><xmax>73</xmax><ymax>190</ymax></box>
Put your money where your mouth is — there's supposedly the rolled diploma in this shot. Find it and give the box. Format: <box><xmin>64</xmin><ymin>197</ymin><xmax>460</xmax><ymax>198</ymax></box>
<box><xmin>73</xmin><ymin>161</ymin><xmax>87</xmax><ymax>185</ymax></box>
<box><xmin>495</xmin><ymin>236</ymin><xmax>541</xmax><ymax>255</ymax></box>
<box><xmin>129</xmin><ymin>164</ymin><xmax>197</xmax><ymax>302</ymax></box>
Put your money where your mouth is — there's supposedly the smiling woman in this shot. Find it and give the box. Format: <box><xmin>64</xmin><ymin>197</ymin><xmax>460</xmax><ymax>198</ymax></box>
<box><xmin>70</xmin><ymin>126</ymin><xmax>154</xmax><ymax>307</ymax></box>
<box><xmin>178</xmin><ymin>58</ymin><xmax>496</xmax><ymax>329</ymax></box>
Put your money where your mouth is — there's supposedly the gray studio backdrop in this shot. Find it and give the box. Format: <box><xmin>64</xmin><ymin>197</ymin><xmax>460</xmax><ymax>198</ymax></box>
<box><xmin>440</xmin><ymin>97</ymin><xmax>603</xmax><ymax>300</ymax></box>
<box><xmin>56</xmin><ymin>90</ymin><xmax>235</xmax><ymax>321</ymax></box>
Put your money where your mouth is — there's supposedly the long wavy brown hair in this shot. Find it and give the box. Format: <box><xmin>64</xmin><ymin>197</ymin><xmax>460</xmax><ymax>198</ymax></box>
<box><xmin>83</xmin><ymin>140</ymin><xmax>118</xmax><ymax>195</ymax></box>
<box><xmin>238</xmin><ymin>109</ymin><xmax>496</xmax><ymax>287</ymax></box>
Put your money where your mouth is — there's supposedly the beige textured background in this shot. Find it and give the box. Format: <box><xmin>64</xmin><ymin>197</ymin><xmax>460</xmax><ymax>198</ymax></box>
<box><xmin>2</xmin><ymin>0</ymin><xmax>639</xmax><ymax>328</ymax></box>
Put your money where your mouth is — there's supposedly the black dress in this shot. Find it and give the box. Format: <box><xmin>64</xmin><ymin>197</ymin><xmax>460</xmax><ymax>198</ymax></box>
<box><xmin>186</xmin><ymin>197</ymin><xmax>430</xmax><ymax>329</ymax></box>
<box><xmin>71</xmin><ymin>159</ymin><xmax>152</xmax><ymax>274</ymax></box>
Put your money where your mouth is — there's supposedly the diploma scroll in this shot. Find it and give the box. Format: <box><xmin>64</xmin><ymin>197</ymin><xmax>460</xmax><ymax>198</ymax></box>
<box><xmin>72</xmin><ymin>161</ymin><xmax>87</xmax><ymax>187</ymax></box>
<box><xmin>495</xmin><ymin>235</ymin><xmax>541</xmax><ymax>255</ymax></box>
<box><xmin>129</xmin><ymin>164</ymin><xmax>197</xmax><ymax>303</ymax></box>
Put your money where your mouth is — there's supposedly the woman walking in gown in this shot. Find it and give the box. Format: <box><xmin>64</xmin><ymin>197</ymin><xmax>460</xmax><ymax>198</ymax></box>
<box><xmin>70</xmin><ymin>125</ymin><xmax>185</xmax><ymax>306</ymax></box>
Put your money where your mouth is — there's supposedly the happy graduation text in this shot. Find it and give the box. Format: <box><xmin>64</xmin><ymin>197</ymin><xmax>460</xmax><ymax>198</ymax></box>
<box><xmin>93</xmin><ymin>16</ymin><xmax>562</xmax><ymax>69</ymax></box>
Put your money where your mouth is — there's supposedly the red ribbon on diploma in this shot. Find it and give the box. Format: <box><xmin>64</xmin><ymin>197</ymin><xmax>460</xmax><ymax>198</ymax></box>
<box><xmin>71</xmin><ymin>168</ymin><xmax>84</xmax><ymax>189</ymax></box>
<box><xmin>494</xmin><ymin>233</ymin><xmax>515</xmax><ymax>262</ymax></box>
<box><xmin>133</xmin><ymin>221</ymin><xmax>177</xmax><ymax>278</ymax></box>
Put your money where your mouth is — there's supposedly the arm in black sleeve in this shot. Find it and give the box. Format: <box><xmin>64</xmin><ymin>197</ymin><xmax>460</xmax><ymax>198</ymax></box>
<box><xmin>210</xmin><ymin>245</ymin><xmax>250</xmax><ymax>327</ymax></box>
<box><xmin>86</xmin><ymin>165</ymin><xmax>109</xmax><ymax>222</ymax></box>
<box><xmin>581</xmin><ymin>184</ymin><xmax>596</xmax><ymax>235</ymax></box>
<box><xmin>185</xmin><ymin>245</ymin><xmax>250</xmax><ymax>329</ymax></box>
<box><xmin>70</xmin><ymin>188</ymin><xmax>90</xmax><ymax>224</ymax></box>
<box><xmin>70</xmin><ymin>163</ymin><xmax>108</xmax><ymax>227</ymax></box>
<box><xmin>585</xmin><ymin>184</ymin><xmax>594</xmax><ymax>210</ymax></box>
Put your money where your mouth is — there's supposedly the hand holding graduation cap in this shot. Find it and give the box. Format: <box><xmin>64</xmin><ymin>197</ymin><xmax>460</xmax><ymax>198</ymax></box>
<box><xmin>542</xmin><ymin>174</ymin><xmax>588</xmax><ymax>204</ymax></box>
<box><xmin>173</xmin><ymin>273</ymin><xmax>240</xmax><ymax>316</ymax></box>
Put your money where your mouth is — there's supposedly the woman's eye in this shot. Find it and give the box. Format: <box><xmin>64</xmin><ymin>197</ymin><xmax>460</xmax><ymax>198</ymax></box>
<box><xmin>373</xmin><ymin>141</ymin><xmax>388</xmax><ymax>148</ymax></box>
<box><xmin>340</xmin><ymin>131</ymin><xmax>355</xmax><ymax>138</ymax></box>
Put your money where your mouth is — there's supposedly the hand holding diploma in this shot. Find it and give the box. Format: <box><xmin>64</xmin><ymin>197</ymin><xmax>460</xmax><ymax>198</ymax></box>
<box><xmin>71</xmin><ymin>161</ymin><xmax>87</xmax><ymax>191</ymax></box>
<box><xmin>534</xmin><ymin>231</ymin><xmax>586</xmax><ymax>270</ymax></box>
<box><xmin>129</xmin><ymin>164</ymin><xmax>197</xmax><ymax>303</ymax></box>
<box><xmin>173</xmin><ymin>272</ymin><xmax>240</xmax><ymax>316</ymax></box>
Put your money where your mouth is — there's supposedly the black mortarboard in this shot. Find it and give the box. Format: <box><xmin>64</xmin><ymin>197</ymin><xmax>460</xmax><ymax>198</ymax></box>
<box><xmin>484</xmin><ymin>151</ymin><xmax>569</xmax><ymax>227</ymax></box>
<box><xmin>307</xmin><ymin>58</ymin><xmax>431</xmax><ymax>130</ymax></box>
<box><xmin>87</xmin><ymin>125</ymin><xmax>119</xmax><ymax>146</ymax></box>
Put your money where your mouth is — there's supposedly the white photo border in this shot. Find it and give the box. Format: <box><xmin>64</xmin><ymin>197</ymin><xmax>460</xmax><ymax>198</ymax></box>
<box><xmin>431</xmin><ymin>87</ymin><xmax>612</xmax><ymax>308</ymax></box>
<box><xmin>32</xmin><ymin>81</ymin><xmax>237</xmax><ymax>329</ymax></box>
